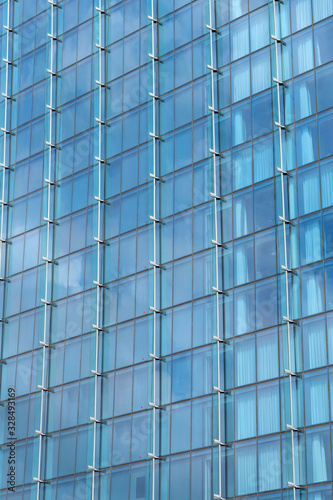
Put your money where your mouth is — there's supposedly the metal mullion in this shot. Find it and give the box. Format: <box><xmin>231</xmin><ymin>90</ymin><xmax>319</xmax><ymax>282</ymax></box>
<box><xmin>90</xmin><ymin>1</ymin><xmax>109</xmax><ymax>496</ymax></box>
<box><xmin>207</xmin><ymin>2</ymin><xmax>226</xmax><ymax>500</ymax></box>
<box><xmin>272</xmin><ymin>1</ymin><xmax>297</xmax><ymax>499</ymax></box>
<box><xmin>34</xmin><ymin>1</ymin><xmax>60</xmax><ymax>497</ymax></box>
<box><xmin>148</xmin><ymin>0</ymin><xmax>165</xmax><ymax>498</ymax></box>
<box><xmin>0</xmin><ymin>0</ymin><xmax>15</xmax><ymax>316</ymax></box>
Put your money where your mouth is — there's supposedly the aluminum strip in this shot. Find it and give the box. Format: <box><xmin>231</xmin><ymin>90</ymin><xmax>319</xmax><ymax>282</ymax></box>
<box><xmin>206</xmin><ymin>2</ymin><xmax>225</xmax><ymax>500</ymax></box>
<box><xmin>90</xmin><ymin>1</ymin><xmax>109</xmax><ymax>497</ymax></box>
<box><xmin>35</xmin><ymin>1</ymin><xmax>60</xmax><ymax>498</ymax></box>
<box><xmin>148</xmin><ymin>0</ymin><xmax>163</xmax><ymax>498</ymax></box>
<box><xmin>272</xmin><ymin>1</ymin><xmax>297</xmax><ymax>498</ymax></box>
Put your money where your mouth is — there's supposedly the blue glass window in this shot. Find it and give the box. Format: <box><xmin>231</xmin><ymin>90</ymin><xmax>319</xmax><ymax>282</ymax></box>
<box><xmin>316</xmin><ymin>62</ymin><xmax>333</xmax><ymax>113</ymax></box>
<box><xmin>192</xmin><ymin>397</ymin><xmax>212</xmax><ymax>449</ymax></box>
<box><xmin>325</xmin><ymin>260</ymin><xmax>333</xmax><ymax>312</ymax></box>
<box><xmin>175</xmin><ymin>126</ymin><xmax>192</xmax><ymax>171</ymax></box>
<box><xmin>172</xmin><ymin>352</ymin><xmax>191</xmax><ymax>402</ymax></box>
<box><xmin>235</xmin><ymin>335</ymin><xmax>255</xmax><ymax>387</ymax></box>
<box><xmin>306</xmin><ymin>425</ymin><xmax>331</xmax><ymax>482</ymax></box>
<box><xmin>291</xmin><ymin>0</ymin><xmax>312</xmax><ymax>32</ymax></box>
<box><xmin>122</xmin><ymin>109</ymin><xmax>139</xmax><ymax>151</ymax></box>
<box><xmin>131</xmin><ymin>413</ymin><xmax>147</xmax><ymax>462</ymax></box>
<box><xmin>18</xmin><ymin>89</ymin><xmax>32</xmax><ymax>126</ymax></box>
<box><xmin>234</xmin><ymin>236</ymin><xmax>254</xmax><ymax>286</ymax></box>
<box><xmin>313</xmin><ymin>1</ymin><xmax>333</xmax><ymax>22</ymax></box>
<box><xmin>258</xmin><ymin>436</ymin><xmax>281</xmax><ymax>492</ymax></box>
<box><xmin>124</xmin><ymin>0</ymin><xmax>140</xmax><ymax>36</ymax></box>
<box><xmin>252</xmin><ymin>90</ymin><xmax>272</xmax><ymax>139</ymax></box>
<box><xmin>230</xmin><ymin>16</ymin><xmax>249</xmax><ymax>61</ymax></box>
<box><xmin>235</xmin><ymin>386</ymin><xmax>256</xmax><ymax>439</ymax></box>
<box><xmin>64</xmin><ymin>0</ymin><xmax>78</xmax><ymax>31</ymax></box>
<box><xmin>323</xmin><ymin>209</ymin><xmax>333</xmax><ymax>258</ymax></box>
<box><xmin>296</xmin><ymin>116</ymin><xmax>318</xmax><ymax>167</ymax></box>
<box><xmin>171</xmin><ymin>401</ymin><xmax>191</xmax><ymax>453</ymax></box>
<box><xmin>253</xmin><ymin>134</ymin><xmax>273</xmax><ymax>182</ymax></box>
<box><xmin>294</xmin><ymin>71</ymin><xmax>315</xmax><ymax>121</ymax></box>
<box><xmin>232</xmin><ymin>99</ymin><xmax>251</xmax><ymax>146</ymax></box>
<box><xmin>233</xmin><ymin>143</ymin><xmax>252</xmax><ymax>191</ymax></box>
<box><xmin>255</xmin><ymin>229</ymin><xmax>276</xmax><ymax>279</ymax></box>
<box><xmin>251</xmin><ymin>48</ymin><xmax>271</xmax><ymax>95</ymax></box>
<box><xmin>175</xmin><ymin>5</ymin><xmax>191</xmax><ymax>48</ymax></box>
<box><xmin>254</xmin><ymin>180</ymin><xmax>274</xmax><ymax>231</ymax></box>
<box><xmin>314</xmin><ymin>18</ymin><xmax>333</xmax><ymax>67</ymax></box>
<box><xmin>118</xmin><ymin>276</ymin><xmax>135</xmax><ymax>323</ymax></box>
<box><xmin>132</xmin><ymin>364</ymin><xmax>148</xmax><ymax>412</ymax></box>
<box><xmin>304</xmin><ymin>368</ymin><xmax>329</xmax><ymax>426</ymax></box>
<box><xmin>116</xmin><ymin>322</ymin><xmax>134</xmax><ymax>369</ymax></box>
<box><xmin>257</xmin><ymin>328</ymin><xmax>279</xmax><ymax>381</ymax></box>
<box><xmin>250</xmin><ymin>6</ymin><xmax>269</xmax><ymax>51</ymax></box>
<box><xmin>293</xmin><ymin>28</ymin><xmax>314</xmax><ymax>76</ymax></box>
<box><xmin>172</xmin><ymin>303</ymin><xmax>191</xmax><ymax>353</ymax></box>
<box><xmin>110</xmin><ymin>4</ymin><xmax>124</xmax><ymax>43</ymax></box>
<box><xmin>192</xmin><ymin>346</ymin><xmax>212</xmax><ymax>397</ymax></box>
<box><xmin>234</xmin><ymin>284</ymin><xmax>255</xmax><ymax>335</ymax></box>
<box><xmin>302</xmin><ymin>264</ymin><xmax>325</xmax><ymax>317</ymax></box>
<box><xmin>119</xmin><ymin>232</ymin><xmax>136</xmax><ymax>278</ymax></box>
<box><xmin>193</xmin><ymin>250</ymin><xmax>212</xmax><ymax>299</ymax></box>
<box><xmin>256</xmin><ymin>277</ymin><xmax>278</xmax><ymax>330</ymax></box>
<box><xmin>58</xmin><ymin>430</ymin><xmax>76</xmax><ymax>477</ymax></box>
<box><xmin>112</xmin><ymin>418</ymin><xmax>131</xmax><ymax>465</ymax></box>
<box><xmin>297</xmin><ymin>164</ymin><xmax>320</xmax><ymax>216</ymax></box>
<box><xmin>299</xmin><ymin>214</ymin><xmax>322</xmax><ymax>265</ymax></box>
<box><xmin>231</xmin><ymin>57</ymin><xmax>250</xmax><ymax>103</ymax></box>
<box><xmin>191</xmin><ymin>451</ymin><xmax>213</xmax><ymax>499</ymax></box>
<box><xmin>233</xmin><ymin>187</ymin><xmax>253</xmax><ymax>238</ymax></box>
<box><xmin>120</xmin><ymin>190</ymin><xmax>137</xmax><ymax>233</ymax></box>
<box><xmin>170</xmin><ymin>454</ymin><xmax>190</xmax><ymax>499</ymax></box>
<box><xmin>174</xmin><ymin>211</ymin><xmax>192</xmax><ymax>259</ymax></box>
<box><xmin>303</xmin><ymin>316</ymin><xmax>327</xmax><ymax>370</ymax></box>
<box><xmin>318</xmin><ymin>110</ymin><xmax>333</xmax><ymax>160</ymax></box>
<box><xmin>235</xmin><ymin>440</ymin><xmax>257</xmax><ymax>495</ymax></box>
<box><xmin>258</xmin><ymin>380</ymin><xmax>280</xmax><ymax>435</ymax></box>
<box><xmin>173</xmin><ymin>257</ymin><xmax>192</xmax><ymax>305</ymax></box>
<box><xmin>114</xmin><ymin>368</ymin><xmax>132</xmax><ymax>416</ymax></box>
<box><xmin>175</xmin><ymin>45</ymin><xmax>192</xmax><ymax>87</ymax></box>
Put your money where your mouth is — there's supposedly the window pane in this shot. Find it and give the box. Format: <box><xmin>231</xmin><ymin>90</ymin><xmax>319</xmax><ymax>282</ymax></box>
<box><xmin>303</xmin><ymin>316</ymin><xmax>327</xmax><ymax>370</ymax></box>
<box><xmin>304</xmin><ymin>370</ymin><xmax>329</xmax><ymax>425</ymax></box>
<box><xmin>171</xmin><ymin>401</ymin><xmax>191</xmax><ymax>453</ymax></box>
<box><xmin>235</xmin><ymin>440</ymin><xmax>257</xmax><ymax>495</ymax></box>
<box><xmin>235</xmin><ymin>387</ymin><xmax>256</xmax><ymax>440</ymax></box>
<box><xmin>306</xmin><ymin>426</ymin><xmax>331</xmax><ymax>483</ymax></box>
<box><xmin>301</xmin><ymin>264</ymin><xmax>324</xmax><ymax>317</ymax></box>
<box><xmin>257</xmin><ymin>328</ymin><xmax>279</xmax><ymax>381</ymax></box>
<box><xmin>235</xmin><ymin>335</ymin><xmax>255</xmax><ymax>387</ymax></box>
<box><xmin>293</xmin><ymin>28</ymin><xmax>314</xmax><ymax>76</ymax></box>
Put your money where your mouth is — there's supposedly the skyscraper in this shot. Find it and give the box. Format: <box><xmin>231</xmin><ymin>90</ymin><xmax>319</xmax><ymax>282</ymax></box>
<box><xmin>0</xmin><ymin>0</ymin><xmax>333</xmax><ymax>499</ymax></box>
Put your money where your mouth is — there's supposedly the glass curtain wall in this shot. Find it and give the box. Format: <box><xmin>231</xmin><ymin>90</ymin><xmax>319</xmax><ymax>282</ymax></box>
<box><xmin>151</xmin><ymin>0</ymin><xmax>212</xmax><ymax>498</ymax></box>
<box><xmin>0</xmin><ymin>0</ymin><xmax>333</xmax><ymax>499</ymax></box>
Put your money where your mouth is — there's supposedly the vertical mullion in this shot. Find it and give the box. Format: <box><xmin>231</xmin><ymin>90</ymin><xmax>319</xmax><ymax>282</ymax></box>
<box><xmin>34</xmin><ymin>0</ymin><xmax>60</xmax><ymax>497</ymax></box>
<box><xmin>0</xmin><ymin>0</ymin><xmax>12</xmax><ymax>319</ymax></box>
<box><xmin>147</xmin><ymin>0</ymin><xmax>165</xmax><ymax>499</ymax></box>
<box><xmin>271</xmin><ymin>1</ymin><xmax>297</xmax><ymax>499</ymax></box>
<box><xmin>0</xmin><ymin>0</ymin><xmax>16</xmax><ymax>399</ymax></box>
<box><xmin>206</xmin><ymin>2</ymin><xmax>227</xmax><ymax>500</ymax></box>
<box><xmin>90</xmin><ymin>0</ymin><xmax>109</xmax><ymax>496</ymax></box>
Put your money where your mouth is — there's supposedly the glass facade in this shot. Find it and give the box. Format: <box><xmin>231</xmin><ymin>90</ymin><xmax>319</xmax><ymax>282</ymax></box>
<box><xmin>0</xmin><ymin>0</ymin><xmax>333</xmax><ymax>499</ymax></box>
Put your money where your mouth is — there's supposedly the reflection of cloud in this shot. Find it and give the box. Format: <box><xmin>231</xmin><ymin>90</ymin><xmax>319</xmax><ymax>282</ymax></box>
<box><xmin>118</xmin><ymin>278</ymin><xmax>135</xmax><ymax>321</ymax></box>
<box><xmin>124</xmin><ymin>34</ymin><xmax>140</xmax><ymax>74</ymax></box>
<box><xmin>53</xmin><ymin>253</ymin><xmax>84</xmax><ymax>297</ymax></box>
<box><xmin>68</xmin><ymin>255</ymin><xmax>84</xmax><ymax>294</ymax></box>
<box><xmin>111</xmin><ymin>6</ymin><xmax>124</xmax><ymax>42</ymax></box>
